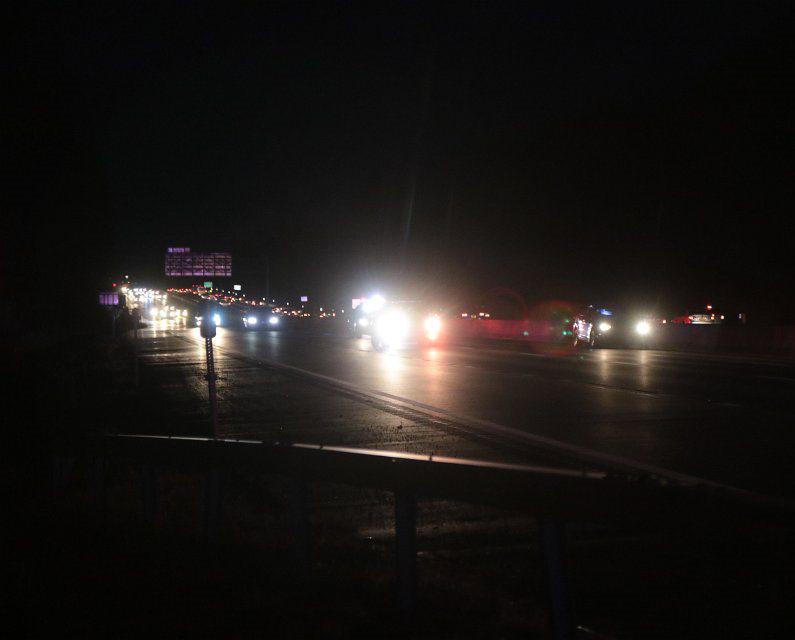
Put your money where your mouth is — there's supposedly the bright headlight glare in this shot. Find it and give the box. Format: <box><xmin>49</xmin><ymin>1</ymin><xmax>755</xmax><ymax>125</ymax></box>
<box><xmin>247</xmin><ymin>316</ymin><xmax>258</xmax><ymax>325</ymax></box>
<box><xmin>598</xmin><ymin>322</ymin><xmax>611</xmax><ymax>332</ymax></box>
<box><xmin>635</xmin><ymin>320</ymin><xmax>651</xmax><ymax>336</ymax></box>
<box><xmin>362</xmin><ymin>294</ymin><xmax>385</xmax><ymax>314</ymax></box>
<box><xmin>358</xmin><ymin>316</ymin><xmax>370</xmax><ymax>328</ymax></box>
<box><xmin>377</xmin><ymin>310</ymin><xmax>409</xmax><ymax>344</ymax></box>
<box><xmin>424</xmin><ymin>315</ymin><xmax>442</xmax><ymax>340</ymax></box>
<box><xmin>213</xmin><ymin>314</ymin><xmax>221</xmax><ymax>326</ymax></box>
<box><xmin>268</xmin><ymin>316</ymin><xmax>279</xmax><ymax>325</ymax></box>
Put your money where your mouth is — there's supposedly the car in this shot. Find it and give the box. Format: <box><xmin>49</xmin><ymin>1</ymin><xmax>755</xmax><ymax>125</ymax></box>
<box><xmin>365</xmin><ymin>301</ymin><xmax>443</xmax><ymax>351</ymax></box>
<box><xmin>571</xmin><ymin>306</ymin><xmax>615</xmax><ymax>348</ymax></box>
<box><xmin>196</xmin><ymin>309</ymin><xmax>224</xmax><ymax>328</ymax></box>
<box><xmin>348</xmin><ymin>294</ymin><xmax>386</xmax><ymax>338</ymax></box>
<box><xmin>571</xmin><ymin>305</ymin><xmax>655</xmax><ymax>348</ymax></box>
<box><xmin>241</xmin><ymin>311</ymin><xmax>281</xmax><ymax>330</ymax></box>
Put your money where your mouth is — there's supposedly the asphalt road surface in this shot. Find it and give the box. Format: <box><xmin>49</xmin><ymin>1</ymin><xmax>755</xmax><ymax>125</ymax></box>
<box><xmin>143</xmin><ymin>323</ymin><xmax>795</xmax><ymax>504</ymax></box>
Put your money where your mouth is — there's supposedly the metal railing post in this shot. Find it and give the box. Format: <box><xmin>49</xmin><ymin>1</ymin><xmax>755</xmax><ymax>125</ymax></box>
<box><xmin>203</xmin><ymin>468</ymin><xmax>223</xmax><ymax>540</ymax></box>
<box><xmin>540</xmin><ymin>520</ymin><xmax>572</xmax><ymax>640</ymax></box>
<box><xmin>140</xmin><ymin>463</ymin><xmax>157</xmax><ymax>522</ymax></box>
<box><xmin>92</xmin><ymin>456</ymin><xmax>107</xmax><ymax>517</ymax></box>
<box><xmin>51</xmin><ymin>455</ymin><xmax>74</xmax><ymax>498</ymax></box>
<box><xmin>289</xmin><ymin>476</ymin><xmax>311</xmax><ymax>571</ymax></box>
<box><xmin>51</xmin><ymin>455</ymin><xmax>65</xmax><ymax>498</ymax></box>
<box><xmin>205</xmin><ymin>336</ymin><xmax>219</xmax><ymax>438</ymax></box>
<box><xmin>395</xmin><ymin>489</ymin><xmax>417</xmax><ymax>616</ymax></box>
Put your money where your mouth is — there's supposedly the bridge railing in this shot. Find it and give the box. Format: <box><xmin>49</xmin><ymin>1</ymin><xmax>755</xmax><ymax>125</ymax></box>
<box><xmin>71</xmin><ymin>434</ymin><xmax>793</xmax><ymax>640</ymax></box>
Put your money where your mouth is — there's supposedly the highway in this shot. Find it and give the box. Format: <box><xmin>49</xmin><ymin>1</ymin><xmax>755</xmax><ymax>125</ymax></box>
<box><xmin>141</xmin><ymin>318</ymin><xmax>795</xmax><ymax>504</ymax></box>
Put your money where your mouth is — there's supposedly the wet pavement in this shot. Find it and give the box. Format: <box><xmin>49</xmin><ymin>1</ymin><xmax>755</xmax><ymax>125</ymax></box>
<box><xmin>137</xmin><ymin>323</ymin><xmax>795</xmax><ymax>501</ymax></box>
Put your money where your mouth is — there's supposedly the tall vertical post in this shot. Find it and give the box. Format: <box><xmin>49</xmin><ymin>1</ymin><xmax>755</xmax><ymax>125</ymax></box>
<box><xmin>289</xmin><ymin>476</ymin><xmax>311</xmax><ymax>572</ymax></box>
<box><xmin>395</xmin><ymin>490</ymin><xmax>417</xmax><ymax>616</ymax></box>
<box><xmin>205</xmin><ymin>336</ymin><xmax>218</xmax><ymax>439</ymax></box>
<box><xmin>203</xmin><ymin>467</ymin><xmax>223</xmax><ymax>540</ymax></box>
<box><xmin>200</xmin><ymin>304</ymin><xmax>219</xmax><ymax>439</ymax></box>
<box><xmin>140</xmin><ymin>463</ymin><xmax>157</xmax><ymax>522</ymax></box>
<box><xmin>540</xmin><ymin>521</ymin><xmax>572</xmax><ymax>640</ymax></box>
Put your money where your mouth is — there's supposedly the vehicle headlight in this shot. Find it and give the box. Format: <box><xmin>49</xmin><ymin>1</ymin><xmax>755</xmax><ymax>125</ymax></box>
<box><xmin>150</xmin><ymin>308</ymin><xmax>158</xmax><ymax>318</ymax></box>
<box><xmin>268</xmin><ymin>316</ymin><xmax>279</xmax><ymax>325</ymax></box>
<box><xmin>362</xmin><ymin>294</ymin><xmax>385</xmax><ymax>314</ymax></box>
<box><xmin>358</xmin><ymin>316</ymin><xmax>370</xmax><ymax>328</ymax></box>
<box><xmin>598</xmin><ymin>322</ymin><xmax>612</xmax><ymax>332</ymax></box>
<box><xmin>635</xmin><ymin>320</ymin><xmax>651</xmax><ymax>336</ymax></box>
<box><xmin>424</xmin><ymin>314</ymin><xmax>442</xmax><ymax>340</ymax></box>
<box><xmin>213</xmin><ymin>314</ymin><xmax>221</xmax><ymax>326</ymax></box>
<box><xmin>247</xmin><ymin>316</ymin><xmax>258</xmax><ymax>325</ymax></box>
<box><xmin>159</xmin><ymin>308</ymin><xmax>167</xmax><ymax>318</ymax></box>
<box><xmin>377</xmin><ymin>310</ymin><xmax>409</xmax><ymax>345</ymax></box>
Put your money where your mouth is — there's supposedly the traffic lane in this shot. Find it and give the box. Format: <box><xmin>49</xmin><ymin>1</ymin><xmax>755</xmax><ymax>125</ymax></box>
<box><xmin>136</xmin><ymin>328</ymin><xmax>547</xmax><ymax>463</ymax></box>
<box><xmin>193</xmin><ymin>328</ymin><xmax>795</xmax><ymax>499</ymax></box>
<box><xmin>230</xmin><ymin>327</ymin><xmax>795</xmax><ymax>409</ymax></box>
<box><xmin>449</xmin><ymin>344</ymin><xmax>795</xmax><ymax>410</ymax></box>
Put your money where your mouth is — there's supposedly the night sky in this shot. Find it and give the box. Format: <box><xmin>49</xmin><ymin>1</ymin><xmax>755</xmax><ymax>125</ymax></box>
<box><xmin>6</xmin><ymin>1</ymin><xmax>794</xmax><ymax>322</ymax></box>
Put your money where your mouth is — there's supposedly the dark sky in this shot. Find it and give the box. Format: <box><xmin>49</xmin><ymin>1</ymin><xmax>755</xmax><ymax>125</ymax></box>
<box><xmin>6</xmin><ymin>1</ymin><xmax>794</xmax><ymax>319</ymax></box>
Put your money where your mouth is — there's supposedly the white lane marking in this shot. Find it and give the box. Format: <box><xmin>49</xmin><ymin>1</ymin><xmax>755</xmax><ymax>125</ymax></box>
<box><xmin>172</xmin><ymin>331</ymin><xmax>793</xmax><ymax>510</ymax></box>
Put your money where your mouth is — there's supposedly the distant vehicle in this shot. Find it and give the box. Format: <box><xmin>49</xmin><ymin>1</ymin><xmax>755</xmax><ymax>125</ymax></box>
<box><xmin>572</xmin><ymin>306</ymin><xmax>655</xmax><ymax>348</ymax></box>
<box><xmin>241</xmin><ymin>311</ymin><xmax>281</xmax><ymax>331</ymax></box>
<box><xmin>572</xmin><ymin>306</ymin><xmax>615</xmax><ymax>348</ymax></box>
<box><xmin>671</xmin><ymin>307</ymin><xmax>726</xmax><ymax>324</ymax></box>
<box><xmin>196</xmin><ymin>302</ymin><xmax>223</xmax><ymax>329</ymax></box>
<box><xmin>350</xmin><ymin>295</ymin><xmax>442</xmax><ymax>351</ymax></box>
<box><xmin>348</xmin><ymin>294</ymin><xmax>386</xmax><ymax>338</ymax></box>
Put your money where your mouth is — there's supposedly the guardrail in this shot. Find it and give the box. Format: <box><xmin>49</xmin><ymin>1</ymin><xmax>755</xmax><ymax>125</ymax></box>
<box><xmin>63</xmin><ymin>434</ymin><xmax>793</xmax><ymax>640</ymax></box>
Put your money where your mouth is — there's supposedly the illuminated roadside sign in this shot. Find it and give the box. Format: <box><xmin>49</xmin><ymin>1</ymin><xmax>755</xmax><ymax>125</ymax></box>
<box><xmin>300</xmin><ymin>295</ymin><xmax>308</xmax><ymax>302</ymax></box>
<box><xmin>234</xmin><ymin>284</ymin><xmax>242</xmax><ymax>291</ymax></box>
<box><xmin>99</xmin><ymin>292</ymin><xmax>120</xmax><ymax>306</ymax></box>
<box><xmin>203</xmin><ymin>281</ymin><xmax>213</xmax><ymax>289</ymax></box>
<box><xmin>165</xmin><ymin>248</ymin><xmax>232</xmax><ymax>277</ymax></box>
<box><xmin>352</xmin><ymin>298</ymin><xmax>362</xmax><ymax>309</ymax></box>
